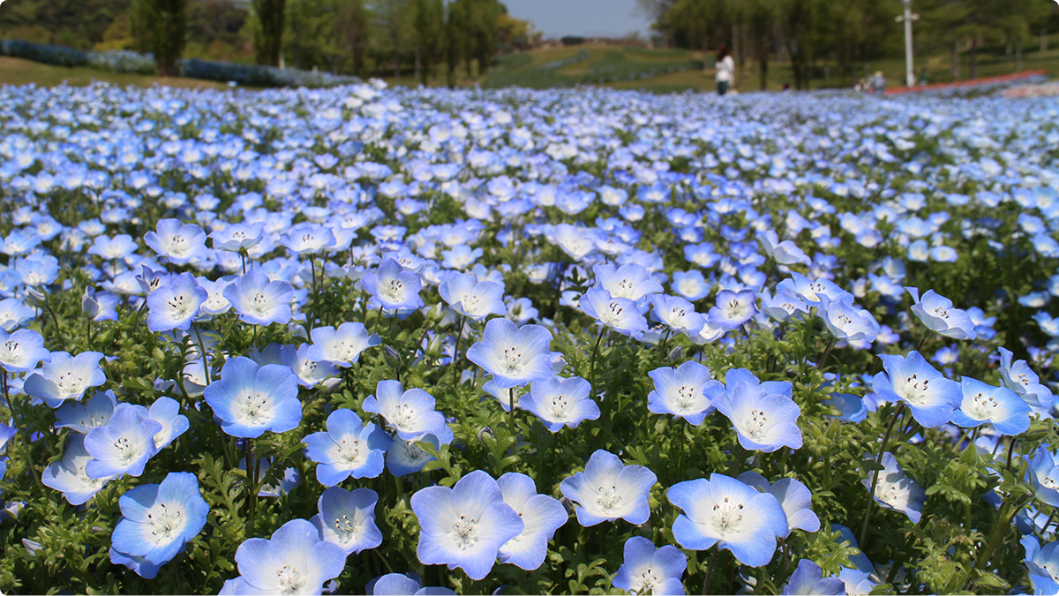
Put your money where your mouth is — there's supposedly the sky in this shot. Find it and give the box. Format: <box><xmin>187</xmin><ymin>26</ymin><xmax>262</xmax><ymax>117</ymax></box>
<box><xmin>502</xmin><ymin>0</ymin><xmax>653</xmax><ymax>40</ymax></box>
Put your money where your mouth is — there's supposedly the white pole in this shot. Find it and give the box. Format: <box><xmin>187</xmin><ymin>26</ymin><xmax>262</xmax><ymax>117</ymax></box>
<box><xmin>904</xmin><ymin>0</ymin><xmax>914</xmax><ymax>87</ymax></box>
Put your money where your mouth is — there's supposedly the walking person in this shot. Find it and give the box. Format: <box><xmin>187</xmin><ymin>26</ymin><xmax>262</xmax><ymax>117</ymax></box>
<box><xmin>715</xmin><ymin>45</ymin><xmax>734</xmax><ymax>96</ymax></box>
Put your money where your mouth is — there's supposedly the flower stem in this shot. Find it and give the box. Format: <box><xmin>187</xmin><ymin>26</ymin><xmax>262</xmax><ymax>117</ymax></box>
<box><xmin>815</xmin><ymin>337</ymin><xmax>837</xmax><ymax>369</ymax></box>
<box><xmin>508</xmin><ymin>388</ymin><xmax>518</xmax><ymax>456</ymax></box>
<box><xmin>859</xmin><ymin>401</ymin><xmax>906</xmax><ymax>547</ymax></box>
<box><xmin>449</xmin><ymin>316</ymin><xmax>465</xmax><ymax>386</ymax></box>
<box><xmin>589</xmin><ymin>325</ymin><xmax>606</xmax><ymax>399</ymax></box>
<box><xmin>702</xmin><ymin>546</ymin><xmax>721</xmax><ymax>595</ymax></box>
<box><xmin>245</xmin><ymin>439</ymin><xmax>257</xmax><ymax>538</ymax></box>
<box><xmin>192</xmin><ymin>324</ymin><xmax>211</xmax><ymax>385</ymax></box>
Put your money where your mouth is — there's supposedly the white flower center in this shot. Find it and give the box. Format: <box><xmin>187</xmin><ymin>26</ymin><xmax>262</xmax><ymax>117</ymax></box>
<box><xmin>502</xmin><ymin>346</ymin><xmax>523</xmax><ymax>375</ymax></box>
<box><xmin>276</xmin><ymin>563</ymin><xmax>305</xmax><ymax>594</ymax></box>
<box><xmin>147</xmin><ymin>502</ymin><xmax>186</xmax><ymax>545</ymax></box>
<box><xmin>547</xmin><ymin>393</ymin><xmax>570</xmax><ymax>421</ymax></box>
<box><xmin>239</xmin><ymin>391</ymin><xmax>269</xmax><ymax>424</ymax></box>
<box><xmin>451</xmin><ymin>514</ymin><xmax>480</xmax><ymax>550</ymax></box>
<box><xmin>331</xmin><ymin>513</ymin><xmax>362</xmax><ymax>543</ymax></box>
<box><xmin>337</xmin><ymin>437</ymin><xmax>364</xmax><ymax>465</ymax></box>
<box><xmin>594</xmin><ymin>483</ymin><xmax>623</xmax><ymax>512</ymax></box>
<box><xmin>740</xmin><ymin>408</ymin><xmax>771</xmax><ymax>441</ymax></box>
<box><xmin>710</xmin><ymin>496</ymin><xmax>746</xmax><ymax>536</ymax></box>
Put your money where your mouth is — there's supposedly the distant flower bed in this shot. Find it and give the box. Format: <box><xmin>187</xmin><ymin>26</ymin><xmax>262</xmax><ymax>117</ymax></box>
<box><xmin>0</xmin><ymin>38</ymin><xmax>360</xmax><ymax>88</ymax></box>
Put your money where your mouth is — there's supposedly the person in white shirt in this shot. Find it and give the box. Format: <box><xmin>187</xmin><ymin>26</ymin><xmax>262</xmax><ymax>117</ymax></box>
<box><xmin>715</xmin><ymin>45</ymin><xmax>735</xmax><ymax>96</ymax></box>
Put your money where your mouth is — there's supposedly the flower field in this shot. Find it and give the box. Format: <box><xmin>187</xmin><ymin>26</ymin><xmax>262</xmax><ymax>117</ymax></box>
<box><xmin>0</xmin><ymin>80</ymin><xmax>1059</xmax><ymax>595</ymax></box>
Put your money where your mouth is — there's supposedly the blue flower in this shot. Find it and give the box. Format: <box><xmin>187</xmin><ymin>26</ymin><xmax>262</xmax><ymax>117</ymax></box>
<box><xmin>1027</xmin><ymin>445</ymin><xmax>1059</xmax><ymax>507</ymax></box>
<box><xmin>144</xmin><ymin>219</ymin><xmax>208</xmax><ymax>265</ymax></box>
<box><xmin>362</xmin><ymin>258</ymin><xmax>425</xmax><ymax>313</ymax></box>
<box><xmin>438</xmin><ymin>272</ymin><xmax>506</xmax><ymax>321</ymax></box>
<box><xmin>1022</xmin><ymin>536</ymin><xmax>1059</xmax><ymax>586</ymax></box>
<box><xmin>579</xmin><ymin>288</ymin><xmax>649</xmax><ymax>337</ymax></box>
<box><xmin>817</xmin><ymin>293</ymin><xmax>880</xmax><ymax>343</ymax></box>
<box><xmin>519</xmin><ymin>375</ymin><xmax>599</xmax><ymax>432</ymax></box>
<box><xmin>651</xmin><ymin>294</ymin><xmax>706</xmax><ymax>337</ymax></box>
<box><xmin>81</xmin><ymin>287</ymin><xmax>120</xmax><ymax>322</ymax></box>
<box><xmin>737</xmin><ymin>472</ymin><xmax>820</xmax><ymax>536</ymax></box>
<box><xmin>310</xmin><ymin>486</ymin><xmax>383</xmax><ymax>555</ymax></box>
<box><xmin>411</xmin><ymin>470</ymin><xmax>523</xmax><ymax>581</ymax></box>
<box><xmin>861</xmin><ymin>452</ymin><xmax>925</xmax><ymax>523</ymax></box>
<box><xmin>84</xmin><ymin>406</ymin><xmax>161</xmax><ymax>479</ymax></box>
<box><xmin>707</xmin><ymin>289</ymin><xmax>758</xmax><ymax>330</ymax></box>
<box><xmin>366</xmin><ymin>572</ymin><xmax>456</xmax><ymax>595</ymax></box>
<box><xmin>489</xmin><ymin>472</ymin><xmax>567</xmax><ymax>571</ymax></box>
<box><xmin>713</xmin><ymin>380</ymin><xmax>802</xmax><ymax>452</ymax></box>
<box><xmin>110</xmin><ymin>472</ymin><xmax>208</xmax><ymax>576</ymax></box>
<box><xmin>822</xmin><ymin>393</ymin><xmax>868</xmax><ymax>423</ymax></box>
<box><xmin>559</xmin><ymin>449</ymin><xmax>657</xmax><ymax>526</ymax></box>
<box><xmin>950</xmin><ymin>377</ymin><xmax>1031</xmax><ymax>436</ymax></box>
<box><xmin>872</xmin><ymin>352</ymin><xmax>961</xmax><ymax>428</ymax></box>
<box><xmin>758</xmin><ymin>230</ymin><xmax>811</xmax><ymax>266</ymax></box>
<box><xmin>281</xmin><ymin>344</ymin><xmax>340</xmax><ymax>388</ymax></box>
<box><xmin>613</xmin><ymin>536</ymin><xmax>687</xmax><ymax>595</ymax></box>
<box><xmin>0</xmin><ymin>328</ymin><xmax>50</xmax><ymax>373</ymax></box>
<box><xmin>671</xmin><ymin>270</ymin><xmax>711</xmax><ymax>301</ymax></box>
<box><xmin>998</xmin><ymin>347</ymin><xmax>1055</xmax><ymax>414</ymax></box>
<box><xmin>647</xmin><ymin>361</ymin><xmax>724</xmax><ymax>425</ymax></box>
<box><xmin>466</xmin><ymin>318</ymin><xmax>554</xmax><ymax>389</ymax></box>
<box><xmin>363</xmin><ymin>380</ymin><xmax>453</xmax><ymax>444</ymax></box>
<box><xmin>146</xmin><ymin>272</ymin><xmax>207</xmax><ymax>333</ymax></box>
<box><xmin>303</xmin><ymin>409</ymin><xmax>392</xmax><ymax>485</ymax></box>
<box><xmin>781</xmin><ymin>560</ymin><xmax>845</xmax><ymax>595</ymax></box>
<box><xmin>387</xmin><ymin>435</ymin><xmax>441</xmax><ymax>477</ymax></box>
<box><xmin>23</xmin><ymin>351</ymin><xmax>107</xmax><ymax>408</ymax></box>
<box><xmin>41</xmin><ymin>433</ymin><xmax>111</xmax><ymax>505</ymax></box>
<box><xmin>227</xmin><ymin>518</ymin><xmax>347</xmax><ymax>593</ymax></box>
<box><xmin>307</xmin><ymin>322</ymin><xmax>381</xmax><ymax>368</ymax></box>
<box><xmin>776</xmin><ymin>272</ymin><xmax>844</xmax><ymax>306</ymax></box>
<box><xmin>203</xmin><ymin>357</ymin><xmax>302</xmax><ymax>438</ymax></box>
<box><xmin>667</xmin><ymin>473</ymin><xmax>788</xmax><ymax>567</ymax></box>
<box><xmin>223</xmin><ymin>271</ymin><xmax>294</xmax><ymax>326</ymax></box>
<box><xmin>907</xmin><ymin>287</ymin><xmax>977</xmax><ymax>340</ymax></box>
<box><xmin>594</xmin><ymin>262</ymin><xmax>664</xmax><ymax>303</ymax></box>
<box><xmin>146</xmin><ymin>396</ymin><xmax>189</xmax><ymax>450</ymax></box>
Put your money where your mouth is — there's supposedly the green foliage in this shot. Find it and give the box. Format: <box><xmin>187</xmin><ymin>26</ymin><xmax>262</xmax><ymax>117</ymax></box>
<box><xmin>130</xmin><ymin>0</ymin><xmax>187</xmax><ymax>75</ymax></box>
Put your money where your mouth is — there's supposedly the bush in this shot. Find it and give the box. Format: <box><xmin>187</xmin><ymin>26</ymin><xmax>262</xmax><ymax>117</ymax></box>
<box><xmin>177</xmin><ymin>58</ymin><xmax>361</xmax><ymax>88</ymax></box>
<box><xmin>87</xmin><ymin>50</ymin><xmax>157</xmax><ymax>75</ymax></box>
<box><xmin>0</xmin><ymin>39</ymin><xmax>88</xmax><ymax>68</ymax></box>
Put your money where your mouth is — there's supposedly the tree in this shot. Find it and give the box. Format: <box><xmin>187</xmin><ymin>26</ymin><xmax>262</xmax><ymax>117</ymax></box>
<box><xmin>373</xmin><ymin>0</ymin><xmax>412</xmax><ymax>80</ymax></box>
<box><xmin>131</xmin><ymin>0</ymin><xmax>186</xmax><ymax>76</ymax></box>
<box><xmin>252</xmin><ymin>0</ymin><xmax>286</xmax><ymax>66</ymax></box>
<box><xmin>746</xmin><ymin>0</ymin><xmax>774</xmax><ymax>90</ymax></box>
<box><xmin>412</xmin><ymin>0</ymin><xmax>443</xmax><ymax>84</ymax></box>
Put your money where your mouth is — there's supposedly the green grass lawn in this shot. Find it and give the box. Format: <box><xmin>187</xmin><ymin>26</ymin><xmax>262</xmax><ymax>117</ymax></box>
<box><xmin>0</xmin><ymin>56</ymin><xmax>230</xmax><ymax>89</ymax></box>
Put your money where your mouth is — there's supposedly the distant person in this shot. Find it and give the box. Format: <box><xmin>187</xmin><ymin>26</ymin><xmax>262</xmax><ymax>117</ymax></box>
<box><xmin>855</xmin><ymin>78</ymin><xmax>868</xmax><ymax>93</ymax></box>
<box><xmin>715</xmin><ymin>45</ymin><xmax>734</xmax><ymax>96</ymax></box>
<box><xmin>919</xmin><ymin>68</ymin><xmax>929</xmax><ymax>86</ymax></box>
<box><xmin>782</xmin><ymin>82</ymin><xmax>791</xmax><ymax>91</ymax></box>
<box><xmin>871</xmin><ymin>71</ymin><xmax>886</xmax><ymax>94</ymax></box>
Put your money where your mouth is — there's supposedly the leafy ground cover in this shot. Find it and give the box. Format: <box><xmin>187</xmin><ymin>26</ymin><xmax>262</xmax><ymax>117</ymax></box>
<box><xmin>0</xmin><ymin>80</ymin><xmax>1057</xmax><ymax>596</ymax></box>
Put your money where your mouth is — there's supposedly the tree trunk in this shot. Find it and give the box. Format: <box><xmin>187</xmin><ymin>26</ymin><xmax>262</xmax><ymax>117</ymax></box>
<box><xmin>1043</xmin><ymin>26</ymin><xmax>1048</xmax><ymax>53</ymax></box>
<box><xmin>1016</xmin><ymin>37</ymin><xmax>1023</xmax><ymax>72</ymax></box>
<box><xmin>951</xmin><ymin>39</ymin><xmax>959</xmax><ymax>80</ymax></box>
<box><xmin>970</xmin><ymin>36</ymin><xmax>978</xmax><ymax>79</ymax></box>
<box><xmin>414</xmin><ymin>46</ymin><xmax>421</xmax><ymax>81</ymax></box>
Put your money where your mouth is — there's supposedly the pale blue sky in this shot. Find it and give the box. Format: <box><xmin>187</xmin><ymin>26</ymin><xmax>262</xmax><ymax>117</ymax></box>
<box><xmin>502</xmin><ymin>0</ymin><xmax>652</xmax><ymax>39</ymax></box>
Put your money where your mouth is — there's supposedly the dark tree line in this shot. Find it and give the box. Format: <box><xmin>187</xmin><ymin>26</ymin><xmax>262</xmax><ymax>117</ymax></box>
<box><xmin>644</xmin><ymin>0</ymin><xmax>1059</xmax><ymax>90</ymax></box>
